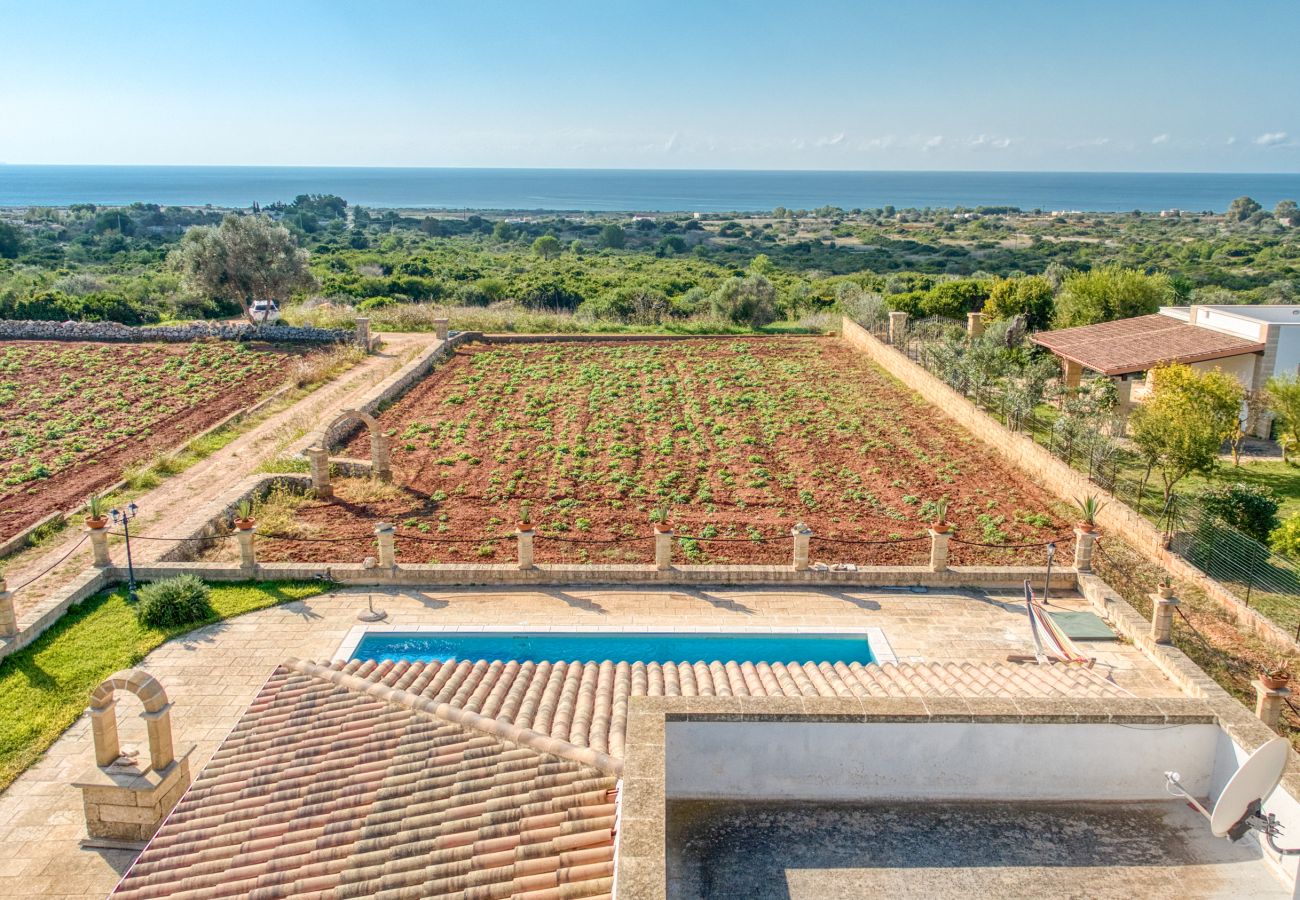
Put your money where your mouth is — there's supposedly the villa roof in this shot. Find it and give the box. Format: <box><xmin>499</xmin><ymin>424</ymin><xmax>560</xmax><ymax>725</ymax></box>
<box><xmin>1031</xmin><ymin>313</ymin><xmax>1264</xmax><ymax>376</ymax></box>
<box><xmin>112</xmin><ymin>656</ymin><xmax>1130</xmax><ymax>899</ymax></box>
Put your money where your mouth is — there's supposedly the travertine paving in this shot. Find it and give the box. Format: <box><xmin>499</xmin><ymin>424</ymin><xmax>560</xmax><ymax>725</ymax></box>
<box><xmin>0</xmin><ymin>584</ymin><xmax>1174</xmax><ymax>898</ymax></box>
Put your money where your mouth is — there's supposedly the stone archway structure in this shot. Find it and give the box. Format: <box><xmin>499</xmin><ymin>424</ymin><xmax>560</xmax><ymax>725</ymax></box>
<box><xmin>305</xmin><ymin>407</ymin><xmax>392</xmax><ymax>497</ymax></box>
<box><xmin>76</xmin><ymin>669</ymin><xmax>193</xmax><ymax>844</ymax></box>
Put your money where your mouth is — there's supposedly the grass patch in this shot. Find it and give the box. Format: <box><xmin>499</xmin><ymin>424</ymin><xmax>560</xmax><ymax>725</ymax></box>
<box><xmin>0</xmin><ymin>579</ymin><xmax>328</xmax><ymax>791</ymax></box>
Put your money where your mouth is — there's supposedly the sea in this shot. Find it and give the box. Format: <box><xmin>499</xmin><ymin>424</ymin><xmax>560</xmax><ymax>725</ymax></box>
<box><xmin>1</xmin><ymin>166</ymin><xmax>1298</xmax><ymax>213</ymax></box>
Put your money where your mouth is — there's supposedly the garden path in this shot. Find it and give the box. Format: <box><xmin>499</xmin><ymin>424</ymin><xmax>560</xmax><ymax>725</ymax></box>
<box><xmin>4</xmin><ymin>332</ymin><xmax>441</xmax><ymax>620</ymax></box>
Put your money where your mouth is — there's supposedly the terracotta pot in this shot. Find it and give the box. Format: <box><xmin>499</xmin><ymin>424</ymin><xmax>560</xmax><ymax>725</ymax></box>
<box><xmin>85</xmin><ymin>516</ymin><xmax>108</xmax><ymax>530</ymax></box>
<box><xmin>517</xmin><ymin>523</ymin><xmax>534</xmax><ymax>533</ymax></box>
<box><xmin>1077</xmin><ymin>522</ymin><xmax>1097</xmax><ymax>533</ymax></box>
<box><xmin>1262</xmin><ymin>673</ymin><xmax>1291</xmax><ymax>690</ymax></box>
<box><xmin>653</xmin><ymin>524</ymin><xmax>672</xmax><ymax>533</ymax></box>
<box><xmin>234</xmin><ymin>518</ymin><xmax>256</xmax><ymax>531</ymax></box>
<box><xmin>931</xmin><ymin>523</ymin><xmax>952</xmax><ymax>534</ymax></box>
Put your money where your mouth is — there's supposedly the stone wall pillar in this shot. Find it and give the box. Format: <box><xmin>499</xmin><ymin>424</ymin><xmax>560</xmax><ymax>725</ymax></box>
<box><xmin>0</xmin><ymin>577</ymin><xmax>15</xmax><ymax>639</ymax></box>
<box><xmin>236</xmin><ymin>529</ymin><xmax>256</xmax><ymax>570</ymax></box>
<box><xmin>142</xmin><ymin>705</ymin><xmax>176</xmax><ymax>771</ymax></box>
<box><xmin>1150</xmin><ymin>585</ymin><xmax>1179</xmax><ymax>644</ymax></box>
<box><xmin>517</xmin><ymin>528</ymin><xmax>535</xmax><ymax>570</ymax></box>
<box><xmin>89</xmin><ymin>701</ymin><xmax>121</xmax><ymax>767</ymax></box>
<box><xmin>1254</xmin><ymin>680</ymin><xmax>1292</xmax><ymax>732</ymax></box>
<box><xmin>1062</xmin><ymin>358</ymin><xmax>1083</xmax><ymax>389</ymax></box>
<box><xmin>654</xmin><ymin>528</ymin><xmax>674</xmax><ymax>571</ymax></box>
<box><xmin>434</xmin><ymin>318</ymin><xmax>450</xmax><ymax>341</ymax></box>
<box><xmin>375</xmin><ymin>523</ymin><xmax>396</xmax><ymax>569</ymax></box>
<box><xmin>791</xmin><ymin>523</ymin><xmax>812</xmax><ymax>571</ymax></box>
<box><xmin>888</xmin><ymin>311</ymin><xmax>909</xmax><ymax>345</ymax></box>
<box><xmin>929</xmin><ymin>528</ymin><xmax>951</xmax><ymax>572</ymax></box>
<box><xmin>354</xmin><ymin>316</ymin><xmax>372</xmax><ymax>351</ymax></box>
<box><xmin>307</xmin><ymin>446</ymin><xmax>332</xmax><ymax>499</ymax></box>
<box><xmin>966</xmin><ymin>311</ymin><xmax>984</xmax><ymax>339</ymax></box>
<box><xmin>371</xmin><ymin>432</ymin><xmax>392</xmax><ymax>482</ymax></box>
<box><xmin>1114</xmin><ymin>377</ymin><xmax>1134</xmax><ymax>436</ymax></box>
<box><xmin>88</xmin><ymin>525</ymin><xmax>112</xmax><ymax>568</ymax></box>
<box><xmin>1072</xmin><ymin>527</ymin><xmax>1097</xmax><ymax>573</ymax></box>
<box><xmin>1250</xmin><ymin>323</ymin><xmax>1279</xmax><ymax>438</ymax></box>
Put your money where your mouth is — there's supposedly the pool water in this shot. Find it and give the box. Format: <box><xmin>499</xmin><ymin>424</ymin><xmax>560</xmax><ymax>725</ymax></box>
<box><xmin>351</xmin><ymin>631</ymin><xmax>877</xmax><ymax>665</ymax></box>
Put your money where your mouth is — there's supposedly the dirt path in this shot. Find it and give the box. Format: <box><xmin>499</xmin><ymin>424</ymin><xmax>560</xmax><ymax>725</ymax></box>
<box><xmin>4</xmin><ymin>332</ymin><xmax>440</xmax><ymax>617</ymax></box>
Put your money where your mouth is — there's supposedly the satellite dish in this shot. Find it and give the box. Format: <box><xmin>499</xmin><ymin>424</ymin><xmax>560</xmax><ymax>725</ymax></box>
<box><xmin>1210</xmin><ymin>738</ymin><xmax>1288</xmax><ymax>837</ymax></box>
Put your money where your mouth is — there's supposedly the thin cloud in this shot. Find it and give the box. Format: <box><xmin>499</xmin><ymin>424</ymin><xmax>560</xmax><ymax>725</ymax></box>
<box><xmin>1151</xmin><ymin>133</ymin><xmax>1169</xmax><ymax>145</ymax></box>
<box><xmin>663</xmin><ymin>132</ymin><xmax>679</xmax><ymax>152</ymax></box>
<box><xmin>922</xmin><ymin>135</ymin><xmax>944</xmax><ymax>150</ymax></box>
<box><xmin>1255</xmin><ymin>131</ymin><xmax>1288</xmax><ymax>146</ymax></box>
<box><xmin>815</xmin><ymin>132</ymin><xmax>846</xmax><ymax>147</ymax></box>
<box><xmin>1227</xmin><ymin>136</ymin><xmax>1238</xmax><ymax>145</ymax></box>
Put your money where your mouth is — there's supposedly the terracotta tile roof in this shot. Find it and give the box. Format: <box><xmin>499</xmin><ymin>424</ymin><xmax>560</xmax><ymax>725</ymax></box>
<box><xmin>1031</xmin><ymin>314</ymin><xmax>1264</xmax><ymax>375</ymax></box>
<box><xmin>112</xmin><ymin>657</ymin><xmax>1128</xmax><ymax>898</ymax></box>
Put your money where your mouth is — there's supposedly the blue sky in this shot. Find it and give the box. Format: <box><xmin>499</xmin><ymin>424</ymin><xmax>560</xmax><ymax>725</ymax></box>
<box><xmin>2</xmin><ymin>0</ymin><xmax>1297</xmax><ymax>171</ymax></box>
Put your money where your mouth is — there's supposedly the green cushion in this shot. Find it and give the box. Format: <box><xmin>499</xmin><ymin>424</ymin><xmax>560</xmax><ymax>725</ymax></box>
<box><xmin>1047</xmin><ymin>610</ymin><xmax>1117</xmax><ymax>641</ymax></box>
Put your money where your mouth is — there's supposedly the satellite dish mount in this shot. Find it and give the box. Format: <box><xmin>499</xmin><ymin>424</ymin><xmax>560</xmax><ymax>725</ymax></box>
<box><xmin>1165</xmin><ymin>738</ymin><xmax>1300</xmax><ymax>855</ymax></box>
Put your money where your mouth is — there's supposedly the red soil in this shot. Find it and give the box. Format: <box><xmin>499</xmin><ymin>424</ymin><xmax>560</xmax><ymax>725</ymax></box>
<box><xmin>251</xmin><ymin>338</ymin><xmax>1071</xmax><ymax>567</ymax></box>
<box><xmin>0</xmin><ymin>341</ymin><xmax>316</xmax><ymax>544</ymax></box>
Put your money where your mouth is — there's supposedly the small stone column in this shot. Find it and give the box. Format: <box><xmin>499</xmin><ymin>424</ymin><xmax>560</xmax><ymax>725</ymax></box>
<box><xmin>791</xmin><ymin>523</ymin><xmax>812</xmax><ymax>571</ymax></box>
<box><xmin>888</xmin><ymin>311</ymin><xmax>909</xmax><ymax>345</ymax></box>
<box><xmin>1062</xmin><ymin>358</ymin><xmax>1083</xmax><ymax>389</ymax></box>
<box><xmin>371</xmin><ymin>433</ymin><xmax>392</xmax><ymax>482</ymax></box>
<box><xmin>1073</xmin><ymin>527</ymin><xmax>1097</xmax><ymax>573</ymax></box>
<box><xmin>1150</xmin><ymin>584</ymin><xmax>1179</xmax><ymax>644</ymax></box>
<box><xmin>517</xmin><ymin>528</ymin><xmax>535</xmax><ymax>570</ymax></box>
<box><xmin>307</xmin><ymin>446</ymin><xmax>332</xmax><ymax>499</ymax></box>
<box><xmin>89</xmin><ymin>700</ymin><xmax>121</xmax><ymax>767</ymax></box>
<box><xmin>434</xmin><ymin>318</ymin><xmax>450</xmax><ymax>341</ymax></box>
<box><xmin>375</xmin><ymin>523</ymin><xmax>396</xmax><ymax>569</ymax></box>
<box><xmin>1254</xmin><ymin>680</ymin><xmax>1292</xmax><ymax>733</ymax></box>
<box><xmin>966</xmin><ymin>311</ymin><xmax>984</xmax><ymax>338</ymax></box>
<box><xmin>354</xmin><ymin>316</ymin><xmax>372</xmax><ymax>351</ymax></box>
<box><xmin>929</xmin><ymin>528</ymin><xmax>951</xmax><ymax>572</ymax></box>
<box><xmin>0</xmin><ymin>576</ymin><xmax>16</xmax><ymax>639</ymax></box>
<box><xmin>654</xmin><ymin>528</ymin><xmax>674</xmax><ymax>571</ymax></box>
<box><xmin>236</xmin><ymin>529</ymin><xmax>256</xmax><ymax>570</ymax></box>
<box><xmin>88</xmin><ymin>525</ymin><xmax>112</xmax><ymax>568</ymax></box>
<box><xmin>1114</xmin><ymin>377</ymin><xmax>1134</xmax><ymax>437</ymax></box>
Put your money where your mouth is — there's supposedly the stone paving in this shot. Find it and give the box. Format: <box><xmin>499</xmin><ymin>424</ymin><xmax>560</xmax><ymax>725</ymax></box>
<box><xmin>0</xmin><ymin>584</ymin><xmax>1177</xmax><ymax>898</ymax></box>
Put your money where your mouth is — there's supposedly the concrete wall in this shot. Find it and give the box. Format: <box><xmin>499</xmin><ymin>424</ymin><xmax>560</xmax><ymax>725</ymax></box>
<box><xmin>841</xmin><ymin>316</ymin><xmax>1300</xmax><ymax>655</ymax></box>
<box><xmin>665</xmin><ymin>720</ymin><xmax>1220</xmax><ymax>801</ymax></box>
<box><xmin>0</xmin><ymin>319</ymin><xmax>352</xmax><ymax>344</ymax></box>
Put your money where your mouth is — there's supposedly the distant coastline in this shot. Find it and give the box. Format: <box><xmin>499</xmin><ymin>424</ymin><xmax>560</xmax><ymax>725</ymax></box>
<box><xmin>1</xmin><ymin>165</ymin><xmax>1298</xmax><ymax>212</ymax></box>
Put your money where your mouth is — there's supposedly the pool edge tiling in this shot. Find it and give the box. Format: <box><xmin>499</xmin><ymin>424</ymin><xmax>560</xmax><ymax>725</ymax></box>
<box><xmin>337</xmin><ymin>624</ymin><xmax>898</xmax><ymax>666</ymax></box>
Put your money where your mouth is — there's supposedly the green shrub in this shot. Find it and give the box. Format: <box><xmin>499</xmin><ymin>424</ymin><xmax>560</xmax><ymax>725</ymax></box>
<box><xmin>1271</xmin><ymin>515</ymin><xmax>1300</xmax><ymax>560</ymax></box>
<box><xmin>1199</xmin><ymin>482</ymin><xmax>1280</xmax><ymax>543</ymax></box>
<box><xmin>135</xmin><ymin>575</ymin><xmax>214</xmax><ymax>629</ymax></box>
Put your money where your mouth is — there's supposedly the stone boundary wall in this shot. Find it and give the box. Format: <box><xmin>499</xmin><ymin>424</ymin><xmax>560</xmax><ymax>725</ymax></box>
<box><xmin>478</xmin><ymin>333</ymin><xmax>831</xmax><ymax>345</ymax></box>
<box><xmin>0</xmin><ymin>319</ymin><xmax>352</xmax><ymax>344</ymax></box>
<box><xmin>322</xmin><ymin>332</ymin><xmax>473</xmax><ymax>448</ymax></box>
<box><xmin>841</xmin><ymin>316</ymin><xmax>1300</xmax><ymax>655</ymax></box>
<box><xmin>119</xmin><ymin>561</ymin><xmax>1076</xmax><ymax>591</ymax></box>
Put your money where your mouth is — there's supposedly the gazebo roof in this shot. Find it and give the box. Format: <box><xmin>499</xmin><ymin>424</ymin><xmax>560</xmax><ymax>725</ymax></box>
<box><xmin>1031</xmin><ymin>314</ymin><xmax>1264</xmax><ymax>376</ymax></box>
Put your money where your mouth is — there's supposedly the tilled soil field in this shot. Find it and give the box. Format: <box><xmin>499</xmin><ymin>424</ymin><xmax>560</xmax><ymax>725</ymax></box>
<box><xmin>0</xmin><ymin>340</ymin><xmax>317</xmax><ymax>543</ymax></box>
<box><xmin>249</xmin><ymin>337</ymin><xmax>1072</xmax><ymax>567</ymax></box>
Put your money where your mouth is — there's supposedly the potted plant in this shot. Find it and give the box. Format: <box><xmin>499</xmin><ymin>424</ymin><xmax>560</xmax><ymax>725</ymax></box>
<box><xmin>1074</xmin><ymin>494</ymin><xmax>1107</xmax><ymax>533</ymax></box>
<box><xmin>1262</xmin><ymin>658</ymin><xmax>1293</xmax><ymax>690</ymax></box>
<box><xmin>85</xmin><ymin>493</ymin><xmax>108</xmax><ymax>530</ymax></box>
<box><xmin>233</xmin><ymin>499</ymin><xmax>256</xmax><ymax>531</ymax></box>
<box><xmin>929</xmin><ymin>499</ymin><xmax>951</xmax><ymax>534</ymax></box>
<box><xmin>651</xmin><ymin>503</ymin><xmax>672</xmax><ymax>533</ymax></box>
<box><xmin>517</xmin><ymin>501</ymin><xmax>533</xmax><ymax>532</ymax></box>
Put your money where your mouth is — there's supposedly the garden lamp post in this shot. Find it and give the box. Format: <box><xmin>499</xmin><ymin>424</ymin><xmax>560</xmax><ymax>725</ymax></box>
<box><xmin>111</xmin><ymin>503</ymin><xmax>140</xmax><ymax>602</ymax></box>
<box><xmin>1043</xmin><ymin>541</ymin><xmax>1056</xmax><ymax>605</ymax></box>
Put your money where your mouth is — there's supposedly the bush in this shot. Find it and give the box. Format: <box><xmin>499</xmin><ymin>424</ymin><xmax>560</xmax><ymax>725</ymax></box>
<box><xmin>135</xmin><ymin>575</ymin><xmax>214</xmax><ymax>629</ymax></box>
<box><xmin>709</xmin><ymin>275</ymin><xmax>778</xmax><ymax>327</ymax></box>
<box><xmin>1199</xmin><ymin>482</ymin><xmax>1280</xmax><ymax>542</ymax></box>
<box><xmin>1271</xmin><ymin>515</ymin><xmax>1300</xmax><ymax>560</ymax></box>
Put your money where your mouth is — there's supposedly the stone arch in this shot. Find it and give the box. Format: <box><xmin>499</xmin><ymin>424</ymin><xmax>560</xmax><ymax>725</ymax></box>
<box><xmin>325</xmin><ymin>408</ymin><xmax>391</xmax><ymax>482</ymax></box>
<box><xmin>88</xmin><ymin>668</ymin><xmax>176</xmax><ymax>772</ymax></box>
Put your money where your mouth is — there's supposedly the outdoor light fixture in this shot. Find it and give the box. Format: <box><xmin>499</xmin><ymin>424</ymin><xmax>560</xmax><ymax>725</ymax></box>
<box><xmin>110</xmin><ymin>502</ymin><xmax>140</xmax><ymax>602</ymax></box>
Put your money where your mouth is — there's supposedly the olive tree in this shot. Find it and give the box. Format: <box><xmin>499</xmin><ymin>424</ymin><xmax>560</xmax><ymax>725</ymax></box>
<box><xmin>169</xmin><ymin>214</ymin><xmax>313</xmax><ymax>324</ymax></box>
<box><xmin>1052</xmin><ymin>265</ymin><xmax>1173</xmax><ymax>328</ymax></box>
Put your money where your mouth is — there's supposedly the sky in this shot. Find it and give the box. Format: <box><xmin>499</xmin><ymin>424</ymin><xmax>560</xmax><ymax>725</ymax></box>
<box><xmin>1</xmin><ymin>0</ymin><xmax>1298</xmax><ymax>172</ymax></box>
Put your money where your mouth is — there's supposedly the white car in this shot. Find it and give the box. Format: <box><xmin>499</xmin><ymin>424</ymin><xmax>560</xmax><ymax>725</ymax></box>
<box><xmin>250</xmin><ymin>301</ymin><xmax>281</xmax><ymax>323</ymax></box>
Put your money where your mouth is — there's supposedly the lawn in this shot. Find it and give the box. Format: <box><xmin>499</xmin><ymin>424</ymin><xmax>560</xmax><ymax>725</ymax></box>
<box><xmin>0</xmin><ymin>341</ymin><xmax>324</xmax><ymax>544</ymax></box>
<box><xmin>245</xmin><ymin>338</ymin><xmax>1071</xmax><ymax>567</ymax></box>
<box><xmin>0</xmin><ymin>579</ymin><xmax>327</xmax><ymax>791</ymax></box>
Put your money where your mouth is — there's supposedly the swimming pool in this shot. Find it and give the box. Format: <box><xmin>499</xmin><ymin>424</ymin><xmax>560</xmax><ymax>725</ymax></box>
<box><xmin>347</xmin><ymin>628</ymin><xmax>887</xmax><ymax>665</ymax></box>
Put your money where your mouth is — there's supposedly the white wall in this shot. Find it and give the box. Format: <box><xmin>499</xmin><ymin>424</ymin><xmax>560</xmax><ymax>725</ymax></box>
<box><xmin>666</xmin><ymin>721</ymin><xmax>1220</xmax><ymax>802</ymax></box>
<box><xmin>1195</xmin><ymin>307</ymin><xmax>1268</xmax><ymax>341</ymax></box>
